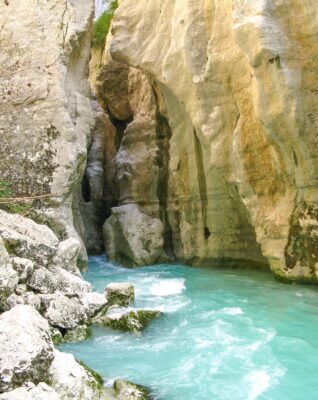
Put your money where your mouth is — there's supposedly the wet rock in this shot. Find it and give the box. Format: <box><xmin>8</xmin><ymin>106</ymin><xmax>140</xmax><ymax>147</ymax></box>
<box><xmin>41</xmin><ymin>294</ymin><xmax>88</xmax><ymax>330</ymax></box>
<box><xmin>98</xmin><ymin>309</ymin><xmax>162</xmax><ymax>333</ymax></box>
<box><xmin>11</xmin><ymin>257</ymin><xmax>34</xmax><ymax>284</ymax></box>
<box><xmin>0</xmin><ymin>382</ymin><xmax>60</xmax><ymax>400</ymax></box>
<box><xmin>0</xmin><ymin>239</ymin><xmax>18</xmax><ymax>310</ymax></box>
<box><xmin>105</xmin><ymin>282</ymin><xmax>134</xmax><ymax>307</ymax></box>
<box><xmin>80</xmin><ymin>291</ymin><xmax>108</xmax><ymax>318</ymax></box>
<box><xmin>114</xmin><ymin>379</ymin><xmax>151</xmax><ymax>400</ymax></box>
<box><xmin>0</xmin><ymin>305</ymin><xmax>54</xmax><ymax>392</ymax></box>
<box><xmin>27</xmin><ymin>266</ymin><xmax>91</xmax><ymax>295</ymax></box>
<box><xmin>49</xmin><ymin>350</ymin><xmax>104</xmax><ymax>400</ymax></box>
<box><xmin>103</xmin><ymin>205</ymin><xmax>164</xmax><ymax>267</ymax></box>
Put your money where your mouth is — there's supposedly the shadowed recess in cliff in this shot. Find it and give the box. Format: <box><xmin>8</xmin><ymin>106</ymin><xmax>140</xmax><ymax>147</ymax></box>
<box><xmin>193</xmin><ymin>129</ymin><xmax>209</xmax><ymax>240</ymax></box>
<box><xmin>155</xmin><ymin>108</ymin><xmax>175</xmax><ymax>260</ymax></box>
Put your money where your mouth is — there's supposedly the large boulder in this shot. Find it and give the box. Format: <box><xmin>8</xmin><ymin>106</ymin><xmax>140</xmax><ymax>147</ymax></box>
<box><xmin>103</xmin><ymin>205</ymin><xmax>164</xmax><ymax>266</ymax></box>
<box><xmin>0</xmin><ymin>239</ymin><xmax>18</xmax><ymax>310</ymax></box>
<box><xmin>97</xmin><ymin>309</ymin><xmax>162</xmax><ymax>333</ymax></box>
<box><xmin>0</xmin><ymin>305</ymin><xmax>54</xmax><ymax>393</ymax></box>
<box><xmin>105</xmin><ymin>282</ymin><xmax>134</xmax><ymax>307</ymax></box>
<box><xmin>49</xmin><ymin>350</ymin><xmax>104</xmax><ymax>400</ymax></box>
<box><xmin>27</xmin><ymin>266</ymin><xmax>91</xmax><ymax>295</ymax></box>
<box><xmin>40</xmin><ymin>294</ymin><xmax>88</xmax><ymax>330</ymax></box>
<box><xmin>0</xmin><ymin>383</ymin><xmax>60</xmax><ymax>400</ymax></box>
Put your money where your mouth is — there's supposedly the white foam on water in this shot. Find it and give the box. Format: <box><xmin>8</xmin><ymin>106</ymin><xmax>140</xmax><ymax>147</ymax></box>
<box><xmin>149</xmin><ymin>278</ymin><xmax>186</xmax><ymax>296</ymax></box>
<box><xmin>246</xmin><ymin>370</ymin><xmax>270</xmax><ymax>400</ymax></box>
<box><xmin>222</xmin><ymin>307</ymin><xmax>244</xmax><ymax>315</ymax></box>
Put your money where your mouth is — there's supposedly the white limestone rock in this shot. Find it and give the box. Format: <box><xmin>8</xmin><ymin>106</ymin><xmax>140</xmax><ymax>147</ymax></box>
<box><xmin>0</xmin><ymin>239</ymin><xmax>18</xmax><ymax>310</ymax></box>
<box><xmin>0</xmin><ymin>305</ymin><xmax>54</xmax><ymax>392</ymax></box>
<box><xmin>41</xmin><ymin>294</ymin><xmax>88</xmax><ymax>330</ymax></box>
<box><xmin>0</xmin><ymin>210</ymin><xmax>58</xmax><ymax>267</ymax></box>
<box><xmin>103</xmin><ymin>205</ymin><xmax>164</xmax><ymax>266</ymax></box>
<box><xmin>27</xmin><ymin>266</ymin><xmax>91</xmax><ymax>295</ymax></box>
<box><xmin>52</xmin><ymin>238</ymin><xmax>83</xmax><ymax>275</ymax></box>
<box><xmin>104</xmin><ymin>282</ymin><xmax>134</xmax><ymax>307</ymax></box>
<box><xmin>80</xmin><ymin>292</ymin><xmax>108</xmax><ymax>318</ymax></box>
<box><xmin>0</xmin><ymin>382</ymin><xmax>60</xmax><ymax>400</ymax></box>
<box><xmin>49</xmin><ymin>350</ymin><xmax>103</xmax><ymax>400</ymax></box>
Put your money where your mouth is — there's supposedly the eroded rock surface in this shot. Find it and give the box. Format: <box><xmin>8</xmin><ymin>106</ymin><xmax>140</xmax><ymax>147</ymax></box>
<box><xmin>104</xmin><ymin>205</ymin><xmax>164</xmax><ymax>266</ymax></box>
<box><xmin>0</xmin><ymin>305</ymin><xmax>54</xmax><ymax>393</ymax></box>
<box><xmin>95</xmin><ymin>0</ymin><xmax>318</xmax><ymax>282</ymax></box>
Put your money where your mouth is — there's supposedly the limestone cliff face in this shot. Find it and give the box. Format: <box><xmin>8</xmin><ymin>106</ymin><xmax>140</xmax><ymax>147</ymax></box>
<box><xmin>104</xmin><ymin>0</ymin><xmax>318</xmax><ymax>282</ymax></box>
<box><xmin>0</xmin><ymin>0</ymin><xmax>94</xmax><ymax>268</ymax></box>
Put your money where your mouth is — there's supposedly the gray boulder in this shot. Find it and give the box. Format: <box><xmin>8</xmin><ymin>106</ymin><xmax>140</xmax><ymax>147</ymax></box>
<box><xmin>0</xmin><ymin>305</ymin><xmax>54</xmax><ymax>392</ymax></box>
<box><xmin>105</xmin><ymin>282</ymin><xmax>134</xmax><ymax>307</ymax></box>
<box><xmin>103</xmin><ymin>205</ymin><xmax>164</xmax><ymax>266</ymax></box>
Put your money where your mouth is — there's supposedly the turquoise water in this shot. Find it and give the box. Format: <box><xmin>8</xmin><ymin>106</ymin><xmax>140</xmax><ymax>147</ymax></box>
<box><xmin>61</xmin><ymin>256</ymin><xmax>318</xmax><ymax>400</ymax></box>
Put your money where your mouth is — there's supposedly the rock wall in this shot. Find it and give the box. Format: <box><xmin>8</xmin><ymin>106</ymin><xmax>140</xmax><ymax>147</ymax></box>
<box><xmin>102</xmin><ymin>0</ymin><xmax>318</xmax><ymax>282</ymax></box>
<box><xmin>0</xmin><ymin>0</ymin><xmax>95</xmax><ymax>268</ymax></box>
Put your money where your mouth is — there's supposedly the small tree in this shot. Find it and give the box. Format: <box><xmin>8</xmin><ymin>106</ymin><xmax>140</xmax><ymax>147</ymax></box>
<box><xmin>92</xmin><ymin>0</ymin><xmax>118</xmax><ymax>48</ymax></box>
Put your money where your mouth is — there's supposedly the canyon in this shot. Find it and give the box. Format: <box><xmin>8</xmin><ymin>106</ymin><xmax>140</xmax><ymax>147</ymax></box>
<box><xmin>1</xmin><ymin>0</ymin><xmax>318</xmax><ymax>398</ymax></box>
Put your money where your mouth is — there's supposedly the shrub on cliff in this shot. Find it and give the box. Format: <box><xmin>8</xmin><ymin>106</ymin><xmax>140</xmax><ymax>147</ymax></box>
<box><xmin>92</xmin><ymin>0</ymin><xmax>118</xmax><ymax>48</ymax></box>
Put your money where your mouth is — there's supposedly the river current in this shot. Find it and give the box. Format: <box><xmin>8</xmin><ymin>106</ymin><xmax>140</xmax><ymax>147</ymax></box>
<box><xmin>61</xmin><ymin>256</ymin><xmax>318</xmax><ymax>400</ymax></box>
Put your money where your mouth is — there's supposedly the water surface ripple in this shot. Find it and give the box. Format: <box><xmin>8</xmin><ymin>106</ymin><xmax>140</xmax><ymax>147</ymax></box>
<box><xmin>61</xmin><ymin>256</ymin><xmax>318</xmax><ymax>400</ymax></box>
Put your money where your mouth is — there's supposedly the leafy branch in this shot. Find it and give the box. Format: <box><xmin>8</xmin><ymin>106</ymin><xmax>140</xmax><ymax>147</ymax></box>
<box><xmin>92</xmin><ymin>0</ymin><xmax>118</xmax><ymax>48</ymax></box>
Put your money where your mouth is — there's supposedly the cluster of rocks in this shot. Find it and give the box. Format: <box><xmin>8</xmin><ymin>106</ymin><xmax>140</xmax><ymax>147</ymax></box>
<box><xmin>95</xmin><ymin>282</ymin><xmax>162</xmax><ymax>334</ymax></box>
<box><xmin>0</xmin><ymin>210</ymin><xmax>157</xmax><ymax>398</ymax></box>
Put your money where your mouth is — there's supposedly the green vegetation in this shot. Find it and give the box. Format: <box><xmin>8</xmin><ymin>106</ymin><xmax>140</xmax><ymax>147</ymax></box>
<box><xmin>0</xmin><ymin>181</ymin><xmax>32</xmax><ymax>215</ymax></box>
<box><xmin>92</xmin><ymin>0</ymin><xmax>118</xmax><ymax>48</ymax></box>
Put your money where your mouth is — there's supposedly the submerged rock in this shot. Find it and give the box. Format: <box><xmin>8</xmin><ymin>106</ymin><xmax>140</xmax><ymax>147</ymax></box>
<box><xmin>0</xmin><ymin>305</ymin><xmax>54</xmax><ymax>393</ymax></box>
<box><xmin>97</xmin><ymin>309</ymin><xmax>162</xmax><ymax>333</ymax></box>
<box><xmin>114</xmin><ymin>379</ymin><xmax>151</xmax><ymax>400</ymax></box>
<box><xmin>49</xmin><ymin>350</ymin><xmax>104</xmax><ymax>400</ymax></box>
<box><xmin>105</xmin><ymin>282</ymin><xmax>134</xmax><ymax>307</ymax></box>
<box><xmin>103</xmin><ymin>205</ymin><xmax>164</xmax><ymax>267</ymax></box>
<box><xmin>0</xmin><ymin>382</ymin><xmax>60</xmax><ymax>400</ymax></box>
